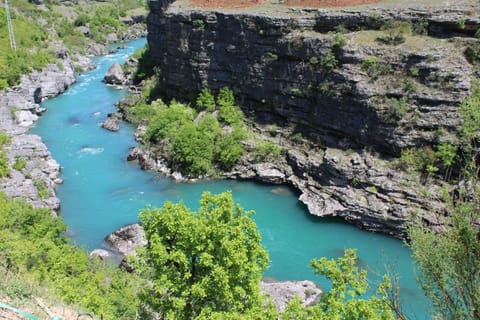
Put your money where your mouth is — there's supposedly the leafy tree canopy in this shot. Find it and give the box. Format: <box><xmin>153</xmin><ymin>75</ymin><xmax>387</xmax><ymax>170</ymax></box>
<box><xmin>136</xmin><ymin>191</ymin><xmax>270</xmax><ymax>319</ymax></box>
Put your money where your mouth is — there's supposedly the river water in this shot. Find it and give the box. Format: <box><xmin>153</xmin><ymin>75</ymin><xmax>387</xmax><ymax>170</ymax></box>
<box><xmin>31</xmin><ymin>38</ymin><xmax>430</xmax><ymax>318</ymax></box>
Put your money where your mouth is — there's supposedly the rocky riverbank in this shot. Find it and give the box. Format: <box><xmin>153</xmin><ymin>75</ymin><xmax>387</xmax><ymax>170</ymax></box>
<box><xmin>0</xmin><ymin>51</ymin><xmax>94</xmax><ymax>213</ymax></box>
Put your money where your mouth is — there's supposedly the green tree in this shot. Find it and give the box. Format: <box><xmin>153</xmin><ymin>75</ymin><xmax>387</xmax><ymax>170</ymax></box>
<box><xmin>217</xmin><ymin>87</ymin><xmax>235</xmax><ymax>108</ymax></box>
<box><xmin>408</xmin><ymin>187</ymin><xmax>480</xmax><ymax>320</ymax></box>
<box><xmin>282</xmin><ymin>249</ymin><xmax>395</xmax><ymax>320</ymax></box>
<box><xmin>196</xmin><ymin>88</ymin><xmax>216</xmax><ymax>111</ymax></box>
<box><xmin>171</xmin><ymin>123</ymin><xmax>215</xmax><ymax>176</ymax></box>
<box><xmin>144</xmin><ymin>101</ymin><xmax>195</xmax><ymax>144</ymax></box>
<box><xmin>136</xmin><ymin>191</ymin><xmax>270</xmax><ymax>319</ymax></box>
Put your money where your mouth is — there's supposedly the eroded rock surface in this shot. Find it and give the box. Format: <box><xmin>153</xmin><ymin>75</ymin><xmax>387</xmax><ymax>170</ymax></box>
<box><xmin>142</xmin><ymin>1</ymin><xmax>480</xmax><ymax>236</ymax></box>
<box><xmin>0</xmin><ymin>50</ymin><xmax>82</xmax><ymax>213</ymax></box>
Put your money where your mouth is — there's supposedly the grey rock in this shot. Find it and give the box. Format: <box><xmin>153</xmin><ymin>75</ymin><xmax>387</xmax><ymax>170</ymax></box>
<box><xmin>90</xmin><ymin>249</ymin><xmax>113</xmax><ymax>260</ymax></box>
<box><xmin>87</xmin><ymin>43</ymin><xmax>106</xmax><ymax>56</ymax></box>
<box><xmin>106</xmin><ymin>33</ymin><xmax>118</xmax><ymax>43</ymax></box>
<box><xmin>104</xmin><ymin>62</ymin><xmax>126</xmax><ymax>85</ymax></box>
<box><xmin>260</xmin><ymin>280</ymin><xmax>322</xmax><ymax>311</ymax></box>
<box><xmin>102</xmin><ymin>113</ymin><xmax>121</xmax><ymax>131</ymax></box>
<box><xmin>0</xmin><ymin>49</ymin><xmax>78</xmax><ymax>213</ymax></box>
<box><xmin>105</xmin><ymin>223</ymin><xmax>146</xmax><ymax>255</ymax></box>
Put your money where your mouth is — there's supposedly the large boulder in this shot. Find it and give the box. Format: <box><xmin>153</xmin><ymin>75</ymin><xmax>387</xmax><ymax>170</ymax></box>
<box><xmin>260</xmin><ymin>280</ymin><xmax>322</xmax><ymax>311</ymax></box>
<box><xmin>104</xmin><ymin>223</ymin><xmax>145</xmax><ymax>255</ymax></box>
<box><xmin>103</xmin><ymin>63</ymin><xmax>125</xmax><ymax>85</ymax></box>
<box><xmin>102</xmin><ymin>113</ymin><xmax>120</xmax><ymax>132</ymax></box>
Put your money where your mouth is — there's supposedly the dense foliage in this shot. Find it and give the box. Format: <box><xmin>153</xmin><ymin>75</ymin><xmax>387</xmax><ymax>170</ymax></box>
<box><xmin>135</xmin><ymin>191</ymin><xmax>270</xmax><ymax>319</ymax></box>
<box><xmin>0</xmin><ymin>192</ymin><xmax>140</xmax><ymax>319</ymax></box>
<box><xmin>283</xmin><ymin>249</ymin><xmax>395</xmax><ymax>320</ymax></box>
<box><xmin>135</xmin><ymin>87</ymin><xmax>246</xmax><ymax>176</ymax></box>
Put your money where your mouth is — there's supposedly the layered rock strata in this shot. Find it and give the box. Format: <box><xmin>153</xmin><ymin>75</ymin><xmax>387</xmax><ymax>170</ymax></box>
<box><xmin>142</xmin><ymin>0</ymin><xmax>480</xmax><ymax>236</ymax></box>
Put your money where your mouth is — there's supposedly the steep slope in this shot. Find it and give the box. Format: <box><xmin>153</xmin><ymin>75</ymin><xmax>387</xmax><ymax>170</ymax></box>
<box><xmin>144</xmin><ymin>0</ymin><xmax>480</xmax><ymax>237</ymax></box>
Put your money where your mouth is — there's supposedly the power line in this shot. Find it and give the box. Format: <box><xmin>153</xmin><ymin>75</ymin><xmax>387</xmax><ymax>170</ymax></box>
<box><xmin>5</xmin><ymin>0</ymin><xmax>16</xmax><ymax>51</ymax></box>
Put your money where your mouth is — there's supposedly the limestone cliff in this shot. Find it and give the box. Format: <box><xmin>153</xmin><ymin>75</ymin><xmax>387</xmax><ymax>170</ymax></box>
<box><xmin>144</xmin><ymin>0</ymin><xmax>480</xmax><ymax>237</ymax></box>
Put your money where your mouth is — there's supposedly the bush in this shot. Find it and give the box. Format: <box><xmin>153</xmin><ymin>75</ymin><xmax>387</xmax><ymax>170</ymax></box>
<box><xmin>13</xmin><ymin>157</ymin><xmax>27</xmax><ymax>171</ymax></box>
<box><xmin>361</xmin><ymin>56</ymin><xmax>393</xmax><ymax>80</ymax></box>
<box><xmin>320</xmin><ymin>50</ymin><xmax>338</xmax><ymax>71</ymax></box>
<box><xmin>171</xmin><ymin>123</ymin><xmax>215</xmax><ymax>176</ymax></box>
<box><xmin>144</xmin><ymin>101</ymin><xmax>195</xmax><ymax>144</ymax></box>
<box><xmin>196</xmin><ymin>88</ymin><xmax>216</xmax><ymax>111</ymax></box>
<box><xmin>254</xmin><ymin>140</ymin><xmax>283</xmax><ymax>162</ymax></box>
<box><xmin>33</xmin><ymin>179</ymin><xmax>50</xmax><ymax>199</ymax></box>
<box><xmin>74</xmin><ymin>14</ymin><xmax>90</xmax><ymax>26</ymax></box>
<box><xmin>0</xmin><ymin>150</ymin><xmax>9</xmax><ymax>178</ymax></box>
<box><xmin>383</xmin><ymin>97</ymin><xmax>410</xmax><ymax>122</ymax></box>
<box><xmin>378</xmin><ymin>20</ymin><xmax>411</xmax><ymax>45</ymax></box>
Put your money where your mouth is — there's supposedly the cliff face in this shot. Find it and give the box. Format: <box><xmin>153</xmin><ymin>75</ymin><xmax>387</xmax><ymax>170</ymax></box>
<box><xmin>146</xmin><ymin>0</ymin><xmax>480</xmax><ymax>236</ymax></box>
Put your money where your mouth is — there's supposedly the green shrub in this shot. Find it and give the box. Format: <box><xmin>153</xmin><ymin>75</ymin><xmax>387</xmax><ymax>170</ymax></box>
<box><xmin>217</xmin><ymin>87</ymin><xmax>235</xmax><ymax>108</ymax></box>
<box><xmin>144</xmin><ymin>101</ymin><xmax>195</xmax><ymax>144</ymax></box>
<box><xmin>254</xmin><ymin>140</ymin><xmax>283</xmax><ymax>162</ymax></box>
<box><xmin>383</xmin><ymin>97</ymin><xmax>410</xmax><ymax>122</ymax></box>
<box><xmin>56</xmin><ymin>18</ymin><xmax>74</xmax><ymax>38</ymax></box>
<box><xmin>13</xmin><ymin>157</ymin><xmax>27</xmax><ymax>171</ymax></box>
<box><xmin>320</xmin><ymin>50</ymin><xmax>338</xmax><ymax>71</ymax></box>
<box><xmin>332</xmin><ymin>33</ymin><xmax>346</xmax><ymax>48</ymax></box>
<box><xmin>196</xmin><ymin>88</ymin><xmax>216</xmax><ymax>111</ymax></box>
<box><xmin>0</xmin><ymin>150</ymin><xmax>9</xmax><ymax>178</ymax></box>
<box><xmin>378</xmin><ymin>20</ymin><xmax>411</xmax><ymax>45</ymax></box>
<box><xmin>412</xmin><ymin>18</ymin><xmax>429</xmax><ymax>35</ymax></box>
<box><xmin>0</xmin><ymin>131</ymin><xmax>11</xmax><ymax>145</ymax></box>
<box><xmin>171</xmin><ymin>123</ymin><xmax>215</xmax><ymax>176</ymax></box>
<box><xmin>34</xmin><ymin>179</ymin><xmax>49</xmax><ymax>199</ymax></box>
<box><xmin>74</xmin><ymin>13</ymin><xmax>90</xmax><ymax>26</ymax></box>
<box><xmin>361</xmin><ymin>56</ymin><xmax>393</xmax><ymax>80</ymax></box>
<box><xmin>218</xmin><ymin>103</ymin><xmax>244</xmax><ymax>126</ymax></box>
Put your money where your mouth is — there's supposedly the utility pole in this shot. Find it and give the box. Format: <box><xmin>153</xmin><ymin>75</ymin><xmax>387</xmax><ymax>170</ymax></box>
<box><xmin>4</xmin><ymin>0</ymin><xmax>16</xmax><ymax>51</ymax></box>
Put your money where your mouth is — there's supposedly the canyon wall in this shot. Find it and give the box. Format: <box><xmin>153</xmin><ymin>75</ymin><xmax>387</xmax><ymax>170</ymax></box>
<box><xmin>145</xmin><ymin>0</ymin><xmax>480</xmax><ymax>236</ymax></box>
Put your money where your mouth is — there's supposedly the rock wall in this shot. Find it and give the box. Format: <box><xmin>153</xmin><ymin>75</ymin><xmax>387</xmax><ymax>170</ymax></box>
<box><xmin>145</xmin><ymin>1</ymin><xmax>480</xmax><ymax>236</ymax></box>
<box><xmin>0</xmin><ymin>51</ymin><xmax>90</xmax><ymax>213</ymax></box>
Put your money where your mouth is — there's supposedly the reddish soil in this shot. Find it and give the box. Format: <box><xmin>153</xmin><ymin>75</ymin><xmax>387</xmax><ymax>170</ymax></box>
<box><xmin>283</xmin><ymin>0</ymin><xmax>380</xmax><ymax>7</ymax></box>
<box><xmin>187</xmin><ymin>0</ymin><xmax>381</xmax><ymax>9</ymax></box>
<box><xmin>188</xmin><ymin>0</ymin><xmax>266</xmax><ymax>9</ymax></box>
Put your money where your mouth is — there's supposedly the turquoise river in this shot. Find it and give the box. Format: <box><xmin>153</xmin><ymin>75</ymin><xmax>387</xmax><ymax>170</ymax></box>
<box><xmin>31</xmin><ymin>38</ymin><xmax>430</xmax><ymax>318</ymax></box>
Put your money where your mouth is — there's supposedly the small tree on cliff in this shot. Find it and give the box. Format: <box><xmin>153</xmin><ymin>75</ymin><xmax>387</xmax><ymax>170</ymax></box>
<box><xmin>408</xmin><ymin>186</ymin><xmax>480</xmax><ymax>319</ymax></box>
<box><xmin>135</xmin><ymin>191</ymin><xmax>269</xmax><ymax>319</ymax></box>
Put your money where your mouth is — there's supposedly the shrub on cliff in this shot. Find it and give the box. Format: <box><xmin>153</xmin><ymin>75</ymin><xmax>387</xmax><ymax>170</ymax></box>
<box><xmin>142</xmin><ymin>89</ymin><xmax>245</xmax><ymax>177</ymax></box>
<box><xmin>378</xmin><ymin>20</ymin><xmax>411</xmax><ymax>45</ymax></box>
